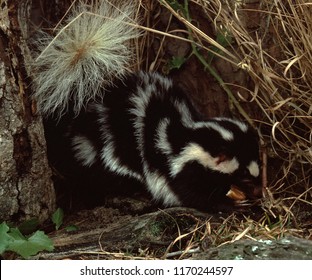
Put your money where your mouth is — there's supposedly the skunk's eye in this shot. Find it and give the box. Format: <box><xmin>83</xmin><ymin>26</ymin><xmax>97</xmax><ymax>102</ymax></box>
<box><xmin>216</xmin><ymin>153</ymin><xmax>229</xmax><ymax>164</ymax></box>
<box><xmin>215</xmin><ymin>148</ymin><xmax>234</xmax><ymax>165</ymax></box>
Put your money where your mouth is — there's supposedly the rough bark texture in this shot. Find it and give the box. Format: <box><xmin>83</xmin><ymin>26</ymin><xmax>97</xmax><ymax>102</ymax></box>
<box><xmin>0</xmin><ymin>0</ymin><xmax>55</xmax><ymax>223</ymax></box>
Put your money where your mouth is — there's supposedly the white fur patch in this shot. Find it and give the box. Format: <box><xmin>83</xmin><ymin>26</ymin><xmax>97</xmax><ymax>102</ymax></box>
<box><xmin>100</xmin><ymin>142</ymin><xmax>143</xmax><ymax>181</ymax></box>
<box><xmin>174</xmin><ymin>100</ymin><xmax>197</xmax><ymax>128</ymax></box>
<box><xmin>169</xmin><ymin>143</ymin><xmax>239</xmax><ymax>177</ymax></box>
<box><xmin>194</xmin><ymin>122</ymin><xmax>234</xmax><ymax>141</ymax></box>
<box><xmin>129</xmin><ymin>74</ymin><xmax>154</xmax><ymax>155</ymax></box>
<box><xmin>173</xmin><ymin>101</ymin><xmax>234</xmax><ymax>142</ymax></box>
<box><xmin>217</xmin><ymin>157</ymin><xmax>239</xmax><ymax>174</ymax></box>
<box><xmin>139</xmin><ymin>71</ymin><xmax>173</xmax><ymax>91</ymax></box>
<box><xmin>94</xmin><ymin>103</ymin><xmax>143</xmax><ymax>181</ymax></box>
<box><xmin>129</xmin><ymin>72</ymin><xmax>174</xmax><ymax>159</ymax></box>
<box><xmin>214</xmin><ymin>117</ymin><xmax>248</xmax><ymax>132</ymax></box>
<box><xmin>143</xmin><ymin>164</ymin><xmax>181</xmax><ymax>206</ymax></box>
<box><xmin>71</xmin><ymin>135</ymin><xmax>97</xmax><ymax>167</ymax></box>
<box><xmin>247</xmin><ymin>160</ymin><xmax>260</xmax><ymax>178</ymax></box>
<box><xmin>155</xmin><ymin>118</ymin><xmax>172</xmax><ymax>155</ymax></box>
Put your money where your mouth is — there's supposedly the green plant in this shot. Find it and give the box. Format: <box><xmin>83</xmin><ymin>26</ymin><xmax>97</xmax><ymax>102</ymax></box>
<box><xmin>51</xmin><ymin>207</ymin><xmax>78</xmax><ymax>232</ymax></box>
<box><xmin>52</xmin><ymin>207</ymin><xmax>64</xmax><ymax>230</ymax></box>
<box><xmin>167</xmin><ymin>56</ymin><xmax>187</xmax><ymax>72</ymax></box>
<box><xmin>0</xmin><ymin>222</ymin><xmax>54</xmax><ymax>258</ymax></box>
<box><xmin>0</xmin><ymin>208</ymin><xmax>68</xmax><ymax>258</ymax></box>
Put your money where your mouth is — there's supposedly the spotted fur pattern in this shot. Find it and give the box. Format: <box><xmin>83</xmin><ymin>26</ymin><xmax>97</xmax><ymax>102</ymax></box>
<box><xmin>58</xmin><ymin>71</ymin><xmax>261</xmax><ymax>211</ymax></box>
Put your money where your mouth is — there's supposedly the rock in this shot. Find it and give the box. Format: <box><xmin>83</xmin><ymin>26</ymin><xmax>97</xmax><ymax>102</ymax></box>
<box><xmin>192</xmin><ymin>236</ymin><xmax>312</xmax><ymax>260</ymax></box>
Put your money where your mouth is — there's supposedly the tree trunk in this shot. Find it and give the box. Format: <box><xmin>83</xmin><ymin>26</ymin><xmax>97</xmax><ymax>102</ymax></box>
<box><xmin>0</xmin><ymin>0</ymin><xmax>55</xmax><ymax>223</ymax></box>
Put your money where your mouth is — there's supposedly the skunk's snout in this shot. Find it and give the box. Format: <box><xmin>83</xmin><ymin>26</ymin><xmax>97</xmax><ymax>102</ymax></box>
<box><xmin>226</xmin><ymin>175</ymin><xmax>262</xmax><ymax>202</ymax></box>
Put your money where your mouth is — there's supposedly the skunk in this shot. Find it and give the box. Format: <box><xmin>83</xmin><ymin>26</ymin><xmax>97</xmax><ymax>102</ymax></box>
<box><xmin>32</xmin><ymin>1</ymin><xmax>261</xmax><ymax>211</ymax></box>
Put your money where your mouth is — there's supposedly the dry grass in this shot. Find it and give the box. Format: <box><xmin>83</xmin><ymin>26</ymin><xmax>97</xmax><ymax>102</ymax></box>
<box><xmin>197</xmin><ymin>0</ymin><xmax>312</xmax><ymax>212</ymax></box>
<box><xmin>134</xmin><ymin>0</ymin><xmax>312</xmax><ymax>249</ymax></box>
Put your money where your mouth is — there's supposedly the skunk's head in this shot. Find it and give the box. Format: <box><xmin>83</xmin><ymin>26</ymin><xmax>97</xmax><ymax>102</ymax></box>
<box><xmin>201</xmin><ymin>118</ymin><xmax>261</xmax><ymax>201</ymax></box>
<box><xmin>171</xmin><ymin>118</ymin><xmax>262</xmax><ymax>211</ymax></box>
<box><xmin>221</xmin><ymin>119</ymin><xmax>261</xmax><ymax>197</ymax></box>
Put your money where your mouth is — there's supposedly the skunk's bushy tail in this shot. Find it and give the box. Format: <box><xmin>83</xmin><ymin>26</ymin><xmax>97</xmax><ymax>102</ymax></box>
<box><xmin>33</xmin><ymin>1</ymin><xmax>140</xmax><ymax>118</ymax></box>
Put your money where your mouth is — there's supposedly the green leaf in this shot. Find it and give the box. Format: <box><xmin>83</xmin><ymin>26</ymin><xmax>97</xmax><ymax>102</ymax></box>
<box><xmin>52</xmin><ymin>208</ymin><xmax>64</xmax><ymax>230</ymax></box>
<box><xmin>0</xmin><ymin>222</ymin><xmax>13</xmax><ymax>254</ymax></box>
<box><xmin>8</xmin><ymin>228</ymin><xmax>27</xmax><ymax>241</ymax></box>
<box><xmin>1</xmin><ymin>222</ymin><xmax>54</xmax><ymax>258</ymax></box>
<box><xmin>7</xmin><ymin>230</ymin><xmax>54</xmax><ymax>259</ymax></box>
<box><xmin>65</xmin><ymin>225</ymin><xmax>78</xmax><ymax>232</ymax></box>
<box><xmin>161</xmin><ymin>0</ymin><xmax>186</xmax><ymax>15</ymax></box>
<box><xmin>169</xmin><ymin>56</ymin><xmax>187</xmax><ymax>71</ymax></box>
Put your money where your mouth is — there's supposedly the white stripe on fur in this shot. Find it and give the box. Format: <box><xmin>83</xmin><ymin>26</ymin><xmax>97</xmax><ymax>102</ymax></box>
<box><xmin>155</xmin><ymin>118</ymin><xmax>172</xmax><ymax>155</ymax></box>
<box><xmin>71</xmin><ymin>135</ymin><xmax>97</xmax><ymax>167</ymax></box>
<box><xmin>143</xmin><ymin>164</ymin><xmax>181</xmax><ymax>206</ymax></box>
<box><xmin>169</xmin><ymin>142</ymin><xmax>239</xmax><ymax>177</ymax></box>
<box><xmin>247</xmin><ymin>160</ymin><xmax>260</xmax><ymax>178</ymax></box>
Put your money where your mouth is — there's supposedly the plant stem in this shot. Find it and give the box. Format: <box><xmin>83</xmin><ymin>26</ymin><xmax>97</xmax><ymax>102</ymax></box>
<box><xmin>168</xmin><ymin>0</ymin><xmax>255</xmax><ymax>127</ymax></box>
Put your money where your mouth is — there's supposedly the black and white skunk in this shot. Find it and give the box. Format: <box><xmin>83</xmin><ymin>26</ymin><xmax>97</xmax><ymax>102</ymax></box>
<box><xmin>32</xmin><ymin>1</ymin><xmax>261</xmax><ymax>211</ymax></box>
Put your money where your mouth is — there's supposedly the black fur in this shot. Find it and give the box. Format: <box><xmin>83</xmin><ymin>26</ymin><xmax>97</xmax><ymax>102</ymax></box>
<box><xmin>44</xmin><ymin>71</ymin><xmax>261</xmax><ymax>211</ymax></box>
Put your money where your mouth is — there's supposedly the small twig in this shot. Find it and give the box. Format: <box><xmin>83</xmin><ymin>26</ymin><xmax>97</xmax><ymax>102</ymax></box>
<box><xmin>165</xmin><ymin>247</ymin><xmax>201</xmax><ymax>258</ymax></box>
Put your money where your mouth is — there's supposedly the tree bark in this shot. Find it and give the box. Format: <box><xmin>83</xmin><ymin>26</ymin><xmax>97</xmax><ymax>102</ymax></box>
<box><xmin>0</xmin><ymin>0</ymin><xmax>55</xmax><ymax>223</ymax></box>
